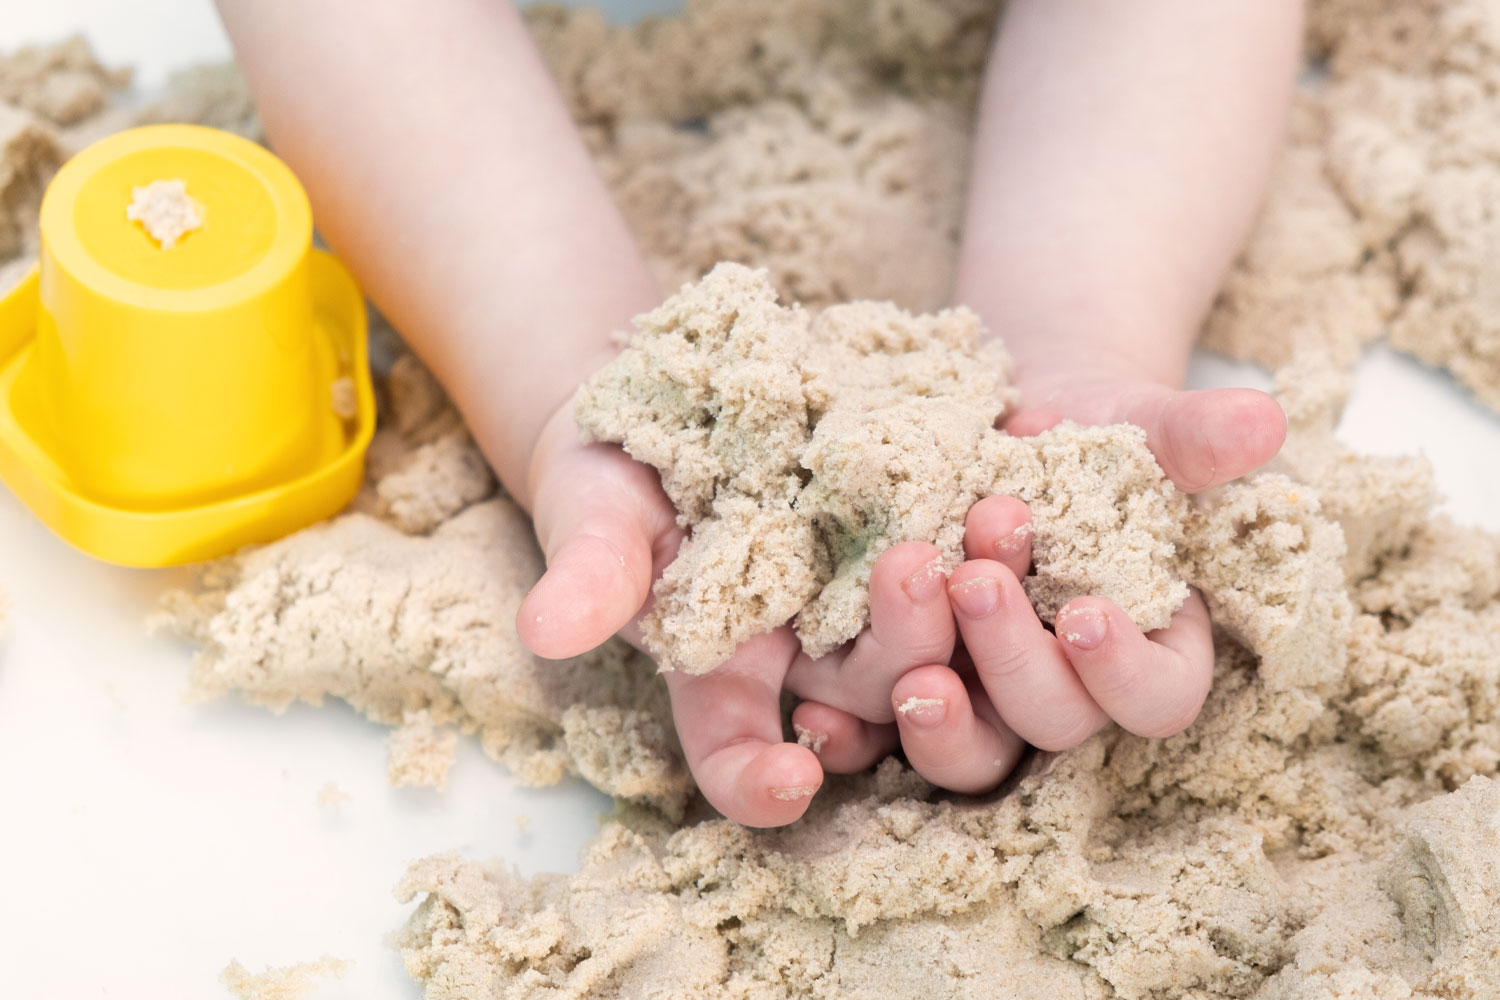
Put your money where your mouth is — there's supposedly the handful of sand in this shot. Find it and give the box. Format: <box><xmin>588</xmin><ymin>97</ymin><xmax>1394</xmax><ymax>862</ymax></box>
<box><xmin>576</xmin><ymin>262</ymin><xmax>1190</xmax><ymax>671</ymax></box>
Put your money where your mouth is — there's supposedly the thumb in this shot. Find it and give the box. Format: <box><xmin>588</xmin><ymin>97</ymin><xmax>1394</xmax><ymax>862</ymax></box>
<box><xmin>517</xmin><ymin>442</ymin><xmax>675</xmax><ymax>659</ymax></box>
<box><xmin>1124</xmin><ymin>386</ymin><xmax>1286</xmax><ymax>492</ymax></box>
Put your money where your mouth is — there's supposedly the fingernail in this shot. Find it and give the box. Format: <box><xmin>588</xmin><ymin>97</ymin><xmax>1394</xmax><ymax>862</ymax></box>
<box><xmin>1057</xmin><ymin>607</ymin><xmax>1108</xmax><ymax>651</ymax></box>
<box><xmin>900</xmin><ymin>558</ymin><xmax>947</xmax><ymax>601</ymax></box>
<box><xmin>769</xmin><ymin>785</ymin><xmax>819</xmax><ymax>802</ymax></box>
<box><xmin>794</xmin><ymin>725</ymin><xmax>828</xmax><ymax>755</ymax></box>
<box><xmin>895</xmin><ymin>695</ymin><xmax>948</xmax><ymax>727</ymax></box>
<box><xmin>949</xmin><ymin>577</ymin><xmax>1000</xmax><ymax>618</ymax></box>
<box><xmin>994</xmin><ymin>520</ymin><xmax>1033</xmax><ymax>556</ymax></box>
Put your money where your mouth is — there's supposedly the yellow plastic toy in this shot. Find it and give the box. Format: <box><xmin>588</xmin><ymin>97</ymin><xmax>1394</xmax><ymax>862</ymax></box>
<box><xmin>0</xmin><ymin>124</ymin><xmax>375</xmax><ymax>566</ymax></box>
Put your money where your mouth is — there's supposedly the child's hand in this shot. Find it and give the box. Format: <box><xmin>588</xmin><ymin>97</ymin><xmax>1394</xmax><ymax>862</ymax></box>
<box><xmin>515</xmin><ymin>404</ymin><xmax>683</xmax><ymax>658</ymax></box>
<box><xmin>520</xmin><ymin>402</ymin><xmax>964</xmax><ymax>826</ymax></box>
<box><xmin>658</xmin><ymin>535</ymin><xmax>956</xmax><ymax>826</ymax></box>
<box><xmin>793</xmin><ymin>375</ymin><xmax>1285</xmax><ymax>793</ymax></box>
<box><xmin>792</xmin><ymin>0</ymin><xmax>1305</xmax><ymax>794</ymax></box>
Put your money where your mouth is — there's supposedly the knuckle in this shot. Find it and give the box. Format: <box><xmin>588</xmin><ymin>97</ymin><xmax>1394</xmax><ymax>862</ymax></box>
<box><xmin>1032</xmin><ymin>713</ymin><xmax>1101</xmax><ymax>752</ymax></box>
<box><xmin>1084</xmin><ymin>658</ymin><xmax>1145</xmax><ymax>703</ymax></box>
<box><xmin>974</xmin><ymin>644</ymin><xmax>1032</xmax><ymax>684</ymax></box>
<box><xmin>1137</xmin><ymin>702</ymin><xmax>1203</xmax><ymax>740</ymax></box>
<box><xmin>897</xmin><ymin>635</ymin><xmax>955</xmax><ymax>669</ymax></box>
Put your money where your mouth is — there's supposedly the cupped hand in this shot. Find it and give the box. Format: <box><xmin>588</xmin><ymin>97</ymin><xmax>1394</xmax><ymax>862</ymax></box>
<box><xmin>515</xmin><ymin>402</ymin><xmax>958</xmax><ymax>827</ymax></box>
<box><xmin>515</xmin><ymin>402</ymin><xmax>682</xmax><ymax>660</ymax></box>
<box><xmin>791</xmin><ymin>368</ymin><xmax>1288</xmax><ymax>793</ymax></box>
<box><xmin>1007</xmin><ymin>368</ymin><xmax>1287</xmax><ymax>492</ymax></box>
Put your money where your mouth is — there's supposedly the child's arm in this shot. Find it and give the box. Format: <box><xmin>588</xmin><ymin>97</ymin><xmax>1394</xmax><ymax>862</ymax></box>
<box><xmin>214</xmin><ymin>0</ymin><xmax>842</xmax><ymax>827</ymax></box>
<box><xmin>214</xmin><ymin>0</ymin><xmax>673</xmax><ymax>646</ymax></box>
<box><xmin>958</xmin><ymin>0</ymin><xmax>1302</xmax><ymax>453</ymax></box>
<box><xmin>807</xmin><ymin>1</ymin><xmax>1306</xmax><ymax>790</ymax></box>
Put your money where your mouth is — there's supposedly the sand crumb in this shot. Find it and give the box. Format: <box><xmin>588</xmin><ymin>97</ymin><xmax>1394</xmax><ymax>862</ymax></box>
<box><xmin>0</xmin><ymin>100</ymin><xmax>61</xmax><ymax>290</ymax></box>
<box><xmin>793</xmin><ymin>724</ymin><xmax>828</xmax><ymax>755</ymax></box>
<box><xmin>329</xmin><ymin>376</ymin><xmax>357</xmax><ymax>421</ymax></box>
<box><xmin>219</xmin><ymin>956</ymin><xmax>348</xmax><ymax>1000</ymax></box>
<box><xmin>0</xmin><ymin>35</ymin><xmax>128</xmax><ymax>127</ymax></box>
<box><xmin>315</xmin><ymin>782</ymin><xmax>349</xmax><ymax>809</ymax></box>
<box><xmin>126</xmin><ymin>178</ymin><xmax>202</xmax><ymax>250</ymax></box>
<box><xmin>389</xmin><ymin>709</ymin><xmax>458</xmax><ymax>790</ymax></box>
<box><xmin>895</xmin><ymin>696</ymin><xmax>945</xmax><ymax>716</ymax></box>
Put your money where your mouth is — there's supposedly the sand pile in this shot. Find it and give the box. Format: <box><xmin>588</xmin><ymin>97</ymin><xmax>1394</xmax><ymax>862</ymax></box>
<box><xmin>157</xmin><ymin>351</ymin><xmax>696</xmax><ymax>813</ymax></box>
<box><xmin>5</xmin><ymin>0</ymin><xmax>1500</xmax><ymax>996</ymax></box>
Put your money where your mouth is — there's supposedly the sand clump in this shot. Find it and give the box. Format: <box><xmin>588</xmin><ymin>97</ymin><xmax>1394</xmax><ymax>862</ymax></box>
<box><xmin>577</xmin><ymin>262</ymin><xmax>1193</xmax><ymax>670</ymax></box>
<box><xmin>4</xmin><ymin>1</ymin><xmax>1500</xmax><ymax>997</ymax></box>
<box><xmin>0</xmin><ymin>34</ymin><xmax>130</xmax><ymax>127</ymax></box>
<box><xmin>0</xmin><ymin>100</ymin><xmax>62</xmax><ymax>292</ymax></box>
<box><xmin>155</xmin><ymin>346</ymin><xmax>694</xmax><ymax>816</ymax></box>
<box><xmin>219</xmin><ymin>955</ymin><xmax>349</xmax><ymax>1000</ymax></box>
<box><xmin>1206</xmin><ymin>0</ymin><xmax>1500</xmax><ymax>411</ymax></box>
<box><xmin>126</xmin><ymin>178</ymin><xmax>202</xmax><ymax>249</ymax></box>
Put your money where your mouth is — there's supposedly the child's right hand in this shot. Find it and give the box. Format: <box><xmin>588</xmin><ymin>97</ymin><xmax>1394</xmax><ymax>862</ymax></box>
<box><xmin>517</xmin><ymin>400</ymin><xmax>968</xmax><ymax>827</ymax></box>
<box><xmin>516</xmin><ymin>403</ymin><xmax>683</xmax><ymax>660</ymax></box>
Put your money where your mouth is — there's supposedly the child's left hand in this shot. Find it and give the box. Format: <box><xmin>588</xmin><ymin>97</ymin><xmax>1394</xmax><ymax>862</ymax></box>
<box><xmin>788</xmin><ymin>372</ymin><xmax>1285</xmax><ymax>793</ymax></box>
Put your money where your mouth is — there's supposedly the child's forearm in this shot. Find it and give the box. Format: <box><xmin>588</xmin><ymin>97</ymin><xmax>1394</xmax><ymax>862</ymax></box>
<box><xmin>214</xmin><ymin>0</ymin><xmax>658</xmax><ymax>502</ymax></box>
<box><xmin>955</xmin><ymin>0</ymin><xmax>1303</xmax><ymax>387</ymax></box>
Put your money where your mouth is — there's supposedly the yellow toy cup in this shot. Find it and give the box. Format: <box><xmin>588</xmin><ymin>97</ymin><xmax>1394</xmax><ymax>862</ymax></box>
<box><xmin>36</xmin><ymin>125</ymin><xmax>324</xmax><ymax>507</ymax></box>
<box><xmin>0</xmin><ymin>124</ymin><xmax>375</xmax><ymax>566</ymax></box>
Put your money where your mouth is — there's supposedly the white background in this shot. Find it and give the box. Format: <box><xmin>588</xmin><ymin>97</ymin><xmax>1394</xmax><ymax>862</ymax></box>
<box><xmin>2</xmin><ymin>3</ymin><xmax>1499</xmax><ymax>998</ymax></box>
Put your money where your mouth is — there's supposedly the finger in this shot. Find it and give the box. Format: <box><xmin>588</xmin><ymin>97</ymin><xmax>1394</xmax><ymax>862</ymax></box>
<box><xmin>783</xmin><ymin>542</ymin><xmax>955</xmax><ymax>723</ymax></box>
<box><xmin>1003</xmin><ymin>408</ymin><xmax>1064</xmax><ymax>437</ymax></box>
<box><xmin>664</xmin><ymin>629</ymin><xmax>823</xmax><ymax>827</ymax></box>
<box><xmin>962</xmin><ymin>495</ymin><xmax>1033</xmax><ymax>579</ymax></box>
<box><xmin>948</xmin><ymin>560</ymin><xmax>1108</xmax><ymax>751</ymax></box>
<box><xmin>518</xmin><ymin>442</ymin><xmax>679</xmax><ymax>658</ymax></box>
<box><xmin>1124</xmin><ymin>387</ymin><xmax>1286</xmax><ymax>492</ymax></box>
<box><xmin>891</xmin><ymin>664</ymin><xmax>1026</xmax><ymax>794</ymax></box>
<box><xmin>791</xmin><ymin>701</ymin><xmax>899</xmax><ymax>774</ymax></box>
<box><xmin>1054</xmin><ymin>592</ymin><xmax>1214</xmax><ymax>739</ymax></box>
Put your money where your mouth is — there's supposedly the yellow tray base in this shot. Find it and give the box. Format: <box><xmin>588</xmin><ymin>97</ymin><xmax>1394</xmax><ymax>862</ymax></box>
<box><xmin>0</xmin><ymin>252</ymin><xmax>375</xmax><ymax>567</ymax></box>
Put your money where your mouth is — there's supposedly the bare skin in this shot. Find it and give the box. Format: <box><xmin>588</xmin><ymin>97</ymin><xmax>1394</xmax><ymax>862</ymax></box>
<box><xmin>215</xmin><ymin>0</ymin><xmax>1300</xmax><ymax>825</ymax></box>
<box><xmin>795</xmin><ymin>0</ymin><xmax>1303</xmax><ymax>791</ymax></box>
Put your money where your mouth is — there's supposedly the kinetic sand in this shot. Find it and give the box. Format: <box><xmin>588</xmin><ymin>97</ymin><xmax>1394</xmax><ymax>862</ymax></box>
<box><xmin>125</xmin><ymin>178</ymin><xmax>201</xmax><ymax>249</ymax></box>
<box><xmin>576</xmin><ymin>262</ymin><xmax>1189</xmax><ymax>670</ymax></box>
<box><xmin>7</xmin><ymin>1</ymin><xmax>1500</xmax><ymax>996</ymax></box>
<box><xmin>219</xmin><ymin>956</ymin><xmax>349</xmax><ymax>1000</ymax></box>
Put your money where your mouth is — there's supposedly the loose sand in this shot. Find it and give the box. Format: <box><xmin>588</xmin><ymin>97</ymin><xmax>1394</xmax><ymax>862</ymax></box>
<box><xmin>6</xmin><ymin>2</ymin><xmax>1500</xmax><ymax>997</ymax></box>
<box><xmin>125</xmin><ymin>178</ymin><xmax>202</xmax><ymax>249</ymax></box>
<box><xmin>219</xmin><ymin>955</ymin><xmax>349</xmax><ymax>1000</ymax></box>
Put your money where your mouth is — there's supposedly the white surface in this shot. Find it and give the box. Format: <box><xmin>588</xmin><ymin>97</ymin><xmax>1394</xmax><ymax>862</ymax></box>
<box><xmin>0</xmin><ymin>504</ymin><xmax>610</xmax><ymax>997</ymax></box>
<box><xmin>5</xmin><ymin>4</ymin><xmax>1500</xmax><ymax>998</ymax></box>
<box><xmin>1</xmin><ymin>0</ymin><xmax>233</xmax><ymax>89</ymax></box>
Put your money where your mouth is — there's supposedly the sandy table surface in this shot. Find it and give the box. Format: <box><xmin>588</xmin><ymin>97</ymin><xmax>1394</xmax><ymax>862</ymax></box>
<box><xmin>4</xmin><ymin>3</ymin><xmax>1500</xmax><ymax>997</ymax></box>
